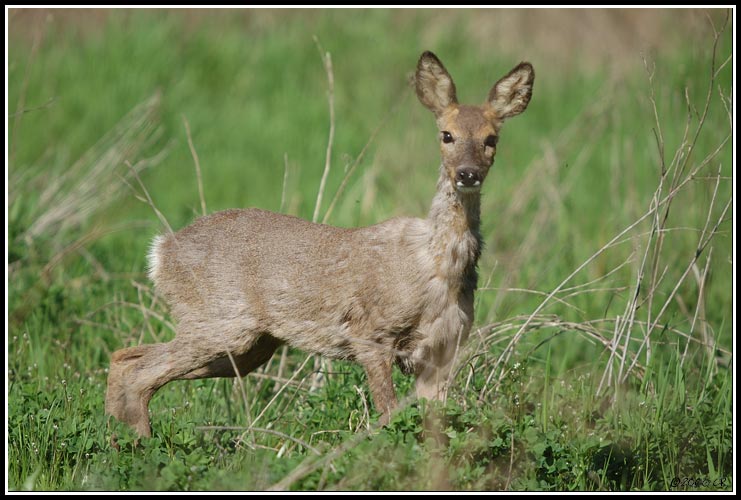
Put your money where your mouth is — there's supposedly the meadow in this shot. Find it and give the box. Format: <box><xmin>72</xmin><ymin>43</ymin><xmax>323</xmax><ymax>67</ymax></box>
<box><xmin>7</xmin><ymin>8</ymin><xmax>734</xmax><ymax>491</ymax></box>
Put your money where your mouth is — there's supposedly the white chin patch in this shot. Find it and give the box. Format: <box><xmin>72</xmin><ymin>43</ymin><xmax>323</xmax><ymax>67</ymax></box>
<box><xmin>455</xmin><ymin>181</ymin><xmax>481</xmax><ymax>193</ymax></box>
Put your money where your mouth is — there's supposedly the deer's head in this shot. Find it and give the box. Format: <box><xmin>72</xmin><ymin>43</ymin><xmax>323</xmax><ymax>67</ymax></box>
<box><xmin>415</xmin><ymin>51</ymin><xmax>534</xmax><ymax>194</ymax></box>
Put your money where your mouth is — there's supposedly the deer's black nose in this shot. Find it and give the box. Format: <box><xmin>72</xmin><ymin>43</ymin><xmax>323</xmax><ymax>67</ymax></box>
<box><xmin>455</xmin><ymin>167</ymin><xmax>482</xmax><ymax>189</ymax></box>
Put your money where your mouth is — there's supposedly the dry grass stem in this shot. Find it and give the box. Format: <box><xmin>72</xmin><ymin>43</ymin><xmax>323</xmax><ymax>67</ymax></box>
<box><xmin>182</xmin><ymin>115</ymin><xmax>207</xmax><ymax>217</ymax></box>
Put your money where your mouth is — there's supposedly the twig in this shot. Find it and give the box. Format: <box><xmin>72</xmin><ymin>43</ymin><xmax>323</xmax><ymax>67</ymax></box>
<box><xmin>273</xmin><ymin>346</ymin><xmax>290</xmax><ymax>393</ymax></box>
<box><xmin>280</xmin><ymin>153</ymin><xmax>290</xmax><ymax>214</ymax></box>
<box><xmin>479</xmin><ymin>287</ymin><xmax>585</xmax><ymax>314</ymax></box>
<box><xmin>251</xmin><ymin>355</ymin><xmax>314</xmax><ymax>429</ymax></box>
<box><xmin>107</xmin><ymin>299</ymin><xmax>176</xmax><ymax>332</ymax></box>
<box><xmin>124</xmin><ymin>159</ymin><xmax>173</xmax><ymax>235</ymax></box>
<box><xmin>321</xmin><ymin>88</ymin><xmax>410</xmax><ymax>224</ymax></box>
<box><xmin>246</xmin><ymin>370</ymin><xmax>306</xmax><ymax>390</ymax></box>
<box><xmin>182</xmin><ymin>115</ymin><xmax>207</xmax><ymax>217</ymax></box>
<box><xmin>682</xmin><ymin>248</ymin><xmax>713</xmax><ymax>367</ymax></box>
<box><xmin>225</xmin><ymin>350</ymin><xmax>255</xmax><ymax>448</ymax></box>
<box><xmin>8</xmin><ymin>96</ymin><xmax>56</xmax><ymax>118</ymax></box>
<box><xmin>352</xmin><ymin>385</ymin><xmax>371</xmax><ymax>432</ymax></box>
<box><xmin>312</xmin><ymin>36</ymin><xmax>335</xmax><ymax>224</ymax></box>
<box><xmin>196</xmin><ymin>425</ymin><xmax>322</xmax><ymax>456</ymax></box>
<box><xmin>135</xmin><ymin>280</ymin><xmax>159</xmax><ymax>344</ymax></box>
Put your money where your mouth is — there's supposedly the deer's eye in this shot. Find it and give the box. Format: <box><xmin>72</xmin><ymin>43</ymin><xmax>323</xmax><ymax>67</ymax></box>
<box><xmin>485</xmin><ymin>135</ymin><xmax>498</xmax><ymax>148</ymax></box>
<box><xmin>441</xmin><ymin>131</ymin><xmax>454</xmax><ymax>144</ymax></box>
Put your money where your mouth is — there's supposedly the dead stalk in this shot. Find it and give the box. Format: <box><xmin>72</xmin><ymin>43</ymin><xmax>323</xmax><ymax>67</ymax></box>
<box><xmin>182</xmin><ymin>115</ymin><xmax>207</xmax><ymax>217</ymax></box>
<box><xmin>197</xmin><ymin>425</ymin><xmax>323</xmax><ymax>456</ymax></box>
<box><xmin>321</xmin><ymin>88</ymin><xmax>410</xmax><ymax>224</ymax></box>
<box><xmin>312</xmin><ymin>37</ymin><xmax>335</xmax><ymax>224</ymax></box>
<box><xmin>225</xmin><ymin>350</ymin><xmax>256</xmax><ymax>448</ymax></box>
<box><xmin>280</xmin><ymin>152</ymin><xmax>290</xmax><ymax>214</ymax></box>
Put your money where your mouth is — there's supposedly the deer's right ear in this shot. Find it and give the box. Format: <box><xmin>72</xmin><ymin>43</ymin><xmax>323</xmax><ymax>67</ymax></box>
<box><xmin>415</xmin><ymin>51</ymin><xmax>458</xmax><ymax>117</ymax></box>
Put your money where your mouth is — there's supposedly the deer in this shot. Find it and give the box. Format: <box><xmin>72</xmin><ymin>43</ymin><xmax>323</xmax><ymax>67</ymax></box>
<box><xmin>105</xmin><ymin>51</ymin><xmax>534</xmax><ymax>437</ymax></box>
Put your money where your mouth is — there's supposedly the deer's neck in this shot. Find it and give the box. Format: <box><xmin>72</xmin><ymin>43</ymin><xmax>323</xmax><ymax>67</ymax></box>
<box><xmin>427</xmin><ymin>167</ymin><xmax>482</xmax><ymax>291</ymax></box>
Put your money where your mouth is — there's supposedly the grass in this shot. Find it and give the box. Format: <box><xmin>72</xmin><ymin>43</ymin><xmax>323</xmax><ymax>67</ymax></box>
<box><xmin>7</xmin><ymin>8</ymin><xmax>734</xmax><ymax>491</ymax></box>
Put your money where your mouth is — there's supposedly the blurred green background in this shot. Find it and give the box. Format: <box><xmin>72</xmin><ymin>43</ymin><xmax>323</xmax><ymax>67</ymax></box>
<box><xmin>7</xmin><ymin>8</ymin><xmax>733</xmax><ymax>491</ymax></box>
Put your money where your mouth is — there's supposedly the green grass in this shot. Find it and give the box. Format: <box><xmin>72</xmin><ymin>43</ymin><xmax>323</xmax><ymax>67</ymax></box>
<box><xmin>7</xmin><ymin>8</ymin><xmax>733</xmax><ymax>491</ymax></box>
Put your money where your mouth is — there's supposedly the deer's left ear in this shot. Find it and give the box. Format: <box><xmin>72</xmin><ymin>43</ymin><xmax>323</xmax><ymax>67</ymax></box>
<box><xmin>487</xmin><ymin>62</ymin><xmax>534</xmax><ymax>120</ymax></box>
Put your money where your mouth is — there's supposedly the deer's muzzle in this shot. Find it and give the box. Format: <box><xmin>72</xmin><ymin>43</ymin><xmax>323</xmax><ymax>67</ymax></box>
<box><xmin>455</xmin><ymin>166</ymin><xmax>483</xmax><ymax>192</ymax></box>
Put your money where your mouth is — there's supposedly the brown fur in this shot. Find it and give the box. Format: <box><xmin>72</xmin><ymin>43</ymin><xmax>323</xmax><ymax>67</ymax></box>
<box><xmin>105</xmin><ymin>51</ymin><xmax>534</xmax><ymax>437</ymax></box>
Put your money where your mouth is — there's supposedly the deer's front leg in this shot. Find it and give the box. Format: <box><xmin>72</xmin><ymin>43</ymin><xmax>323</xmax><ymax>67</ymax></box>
<box><xmin>359</xmin><ymin>352</ymin><xmax>397</xmax><ymax>426</ymax></box>
<box><xmin>415</xmin><ymin>359</ymin><xmax>452</xmax><ymax>402</ymax></box>
<box><xmin>414</xmin><ymin>330</ymin><xmax>465</xmax><ymax>403</ymax></box>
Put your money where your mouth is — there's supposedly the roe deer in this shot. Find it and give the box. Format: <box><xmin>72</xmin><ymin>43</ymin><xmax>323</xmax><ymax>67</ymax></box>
<box><xmin>106</xmin><ymin>51</ymin><xmax>534</xmax><ymax>437</ymax></box>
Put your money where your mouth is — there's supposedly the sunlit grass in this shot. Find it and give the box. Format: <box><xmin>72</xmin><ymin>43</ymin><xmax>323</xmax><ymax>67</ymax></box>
<box><xmin>7</xmin><ymin>8</ymin><xmax>733</xmax><ymax>491</ymax></box>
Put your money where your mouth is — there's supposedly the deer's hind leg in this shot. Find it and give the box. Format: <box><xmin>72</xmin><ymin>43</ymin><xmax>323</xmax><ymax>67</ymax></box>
<box><xmin>105</xmin><ymin>329</ymin><xmax>279</xmax><ymax>437</ymax></box>
<box><xmin>180</xmin><ymin>333</ymin><xmax>283</xmax><ymax>380</ymax></box>
<box><xmin>106</xmin><ymin>342</ymin><xmax>174</xmax><ymax>437</ymax></box>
